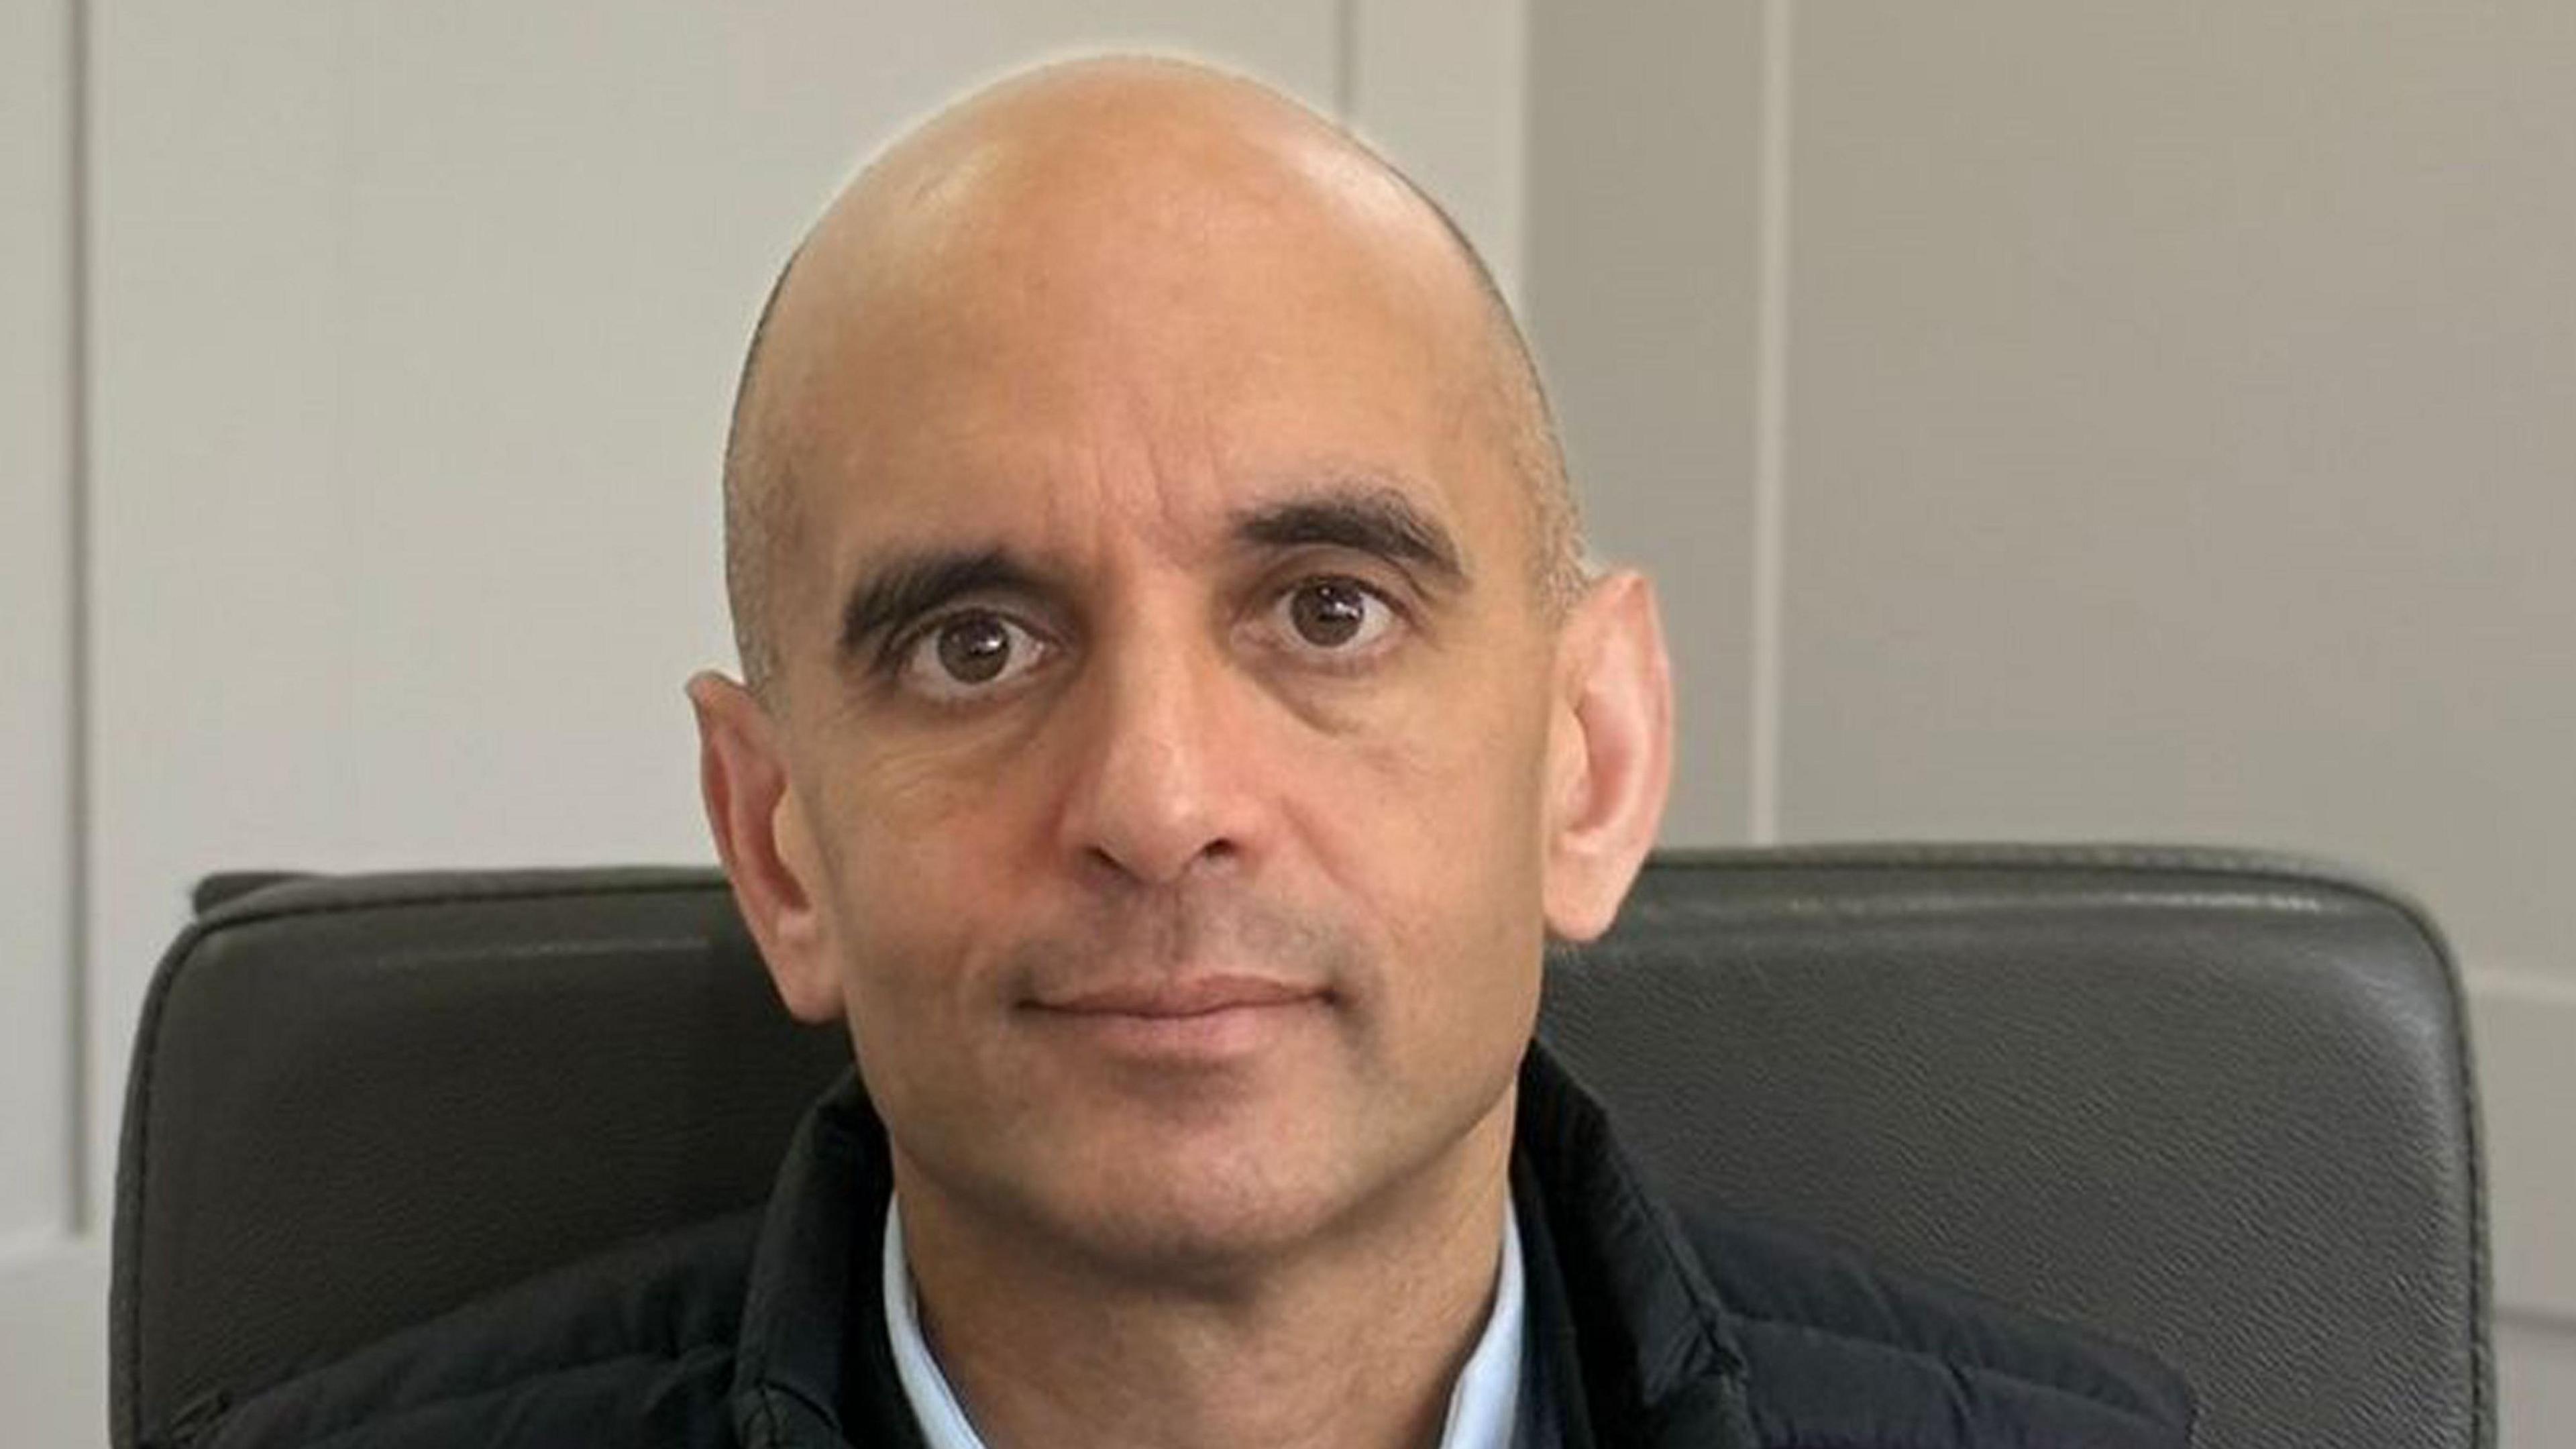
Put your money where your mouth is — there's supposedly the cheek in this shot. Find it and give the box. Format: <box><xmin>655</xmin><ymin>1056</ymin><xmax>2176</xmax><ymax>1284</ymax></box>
<box><xmin>800</xmin><ymin>742</ymin><xmax>1038</xmax><ymax>1019</ymax></box>
<box><xmin>1290</xmin><ymin>660</ymin><xmax>1555</xmax><ymax>1005</ymax></box>
<box><xmin>808</xmin><ymin>758</ymin><xmax>1052</xmax><ymax>1144</ymax></box>
<box><xmin>1345</xmin><ymin>650</ymin><xmax>1551</xmax><ymax>854</ymax></box>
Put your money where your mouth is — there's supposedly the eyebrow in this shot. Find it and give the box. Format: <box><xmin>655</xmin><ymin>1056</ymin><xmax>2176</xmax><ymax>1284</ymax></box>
<box><xmin>1232</xmin><ymin>485</ymin><xmax>1468</xmax><ymax>588</ymax></box>
<box><xmin>833</xmin><ymin>484</ymin><xmax>1468</xmax><ymax>665</ymax></box>
<box><xmin>837</xmin><ymin>547</ymin><xmax>1049</xmax><ymax>663</ymax></box>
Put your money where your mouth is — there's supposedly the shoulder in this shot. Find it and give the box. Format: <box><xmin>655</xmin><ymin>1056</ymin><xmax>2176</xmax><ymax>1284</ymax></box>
<box><xmin>1685</xmin><ymin>1210</ymin><xmax>2196</xmax><ymax>1448</ymax></box>
<box><xmin>188</xmin><ymin>1209</ymin><xmax>761</xmax><ymax>1449</ymax></box>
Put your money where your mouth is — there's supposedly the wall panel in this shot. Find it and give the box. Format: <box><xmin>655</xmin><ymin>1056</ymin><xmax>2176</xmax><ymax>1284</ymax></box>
<box><xmin>1523</xmin><ymin>0</ymin><xmax>1766</xmax><ymax>846</ymax></box>
<box><xmin>1</xmin><ymin>4</ymin><xmax>96</xmax><ymax>1443</ymax></box>
<box><xmin>2499</xmin><ymin>1312</ymin><xmax>2576</xmax><ymax>1446</ymax></box>
<box><xmin>0</xmin><ymin>1243</ymin><xmax>107</xmax><ymax>1446</ymax></box>
<box><xmin>1777</xmin><ymin>2</ymin><xmax>2576</xmax><ymax>985</ymax></box>
<box><xmin>0</xmin><ymin>0</ymin><xmax>76</xmax><ymax>1243</ymax></box>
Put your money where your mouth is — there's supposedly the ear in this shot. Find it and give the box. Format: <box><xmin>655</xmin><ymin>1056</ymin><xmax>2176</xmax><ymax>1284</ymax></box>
<box><xmin>1540</xmin><ymin>571</ymin><xmax>1675</xmax><ymax>942</ymax></box>
<box><xmin>686</xmin><ymin>672</ymin><xmax>845</xmax><ymax>1024</ymax></box>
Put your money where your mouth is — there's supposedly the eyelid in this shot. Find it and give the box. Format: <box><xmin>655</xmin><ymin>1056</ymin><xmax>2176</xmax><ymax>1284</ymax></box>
<box><xmin>1255</xmin><ymin>574</ymin><xmax>1407</xmax><ymax>663</ymax></box>
<box><xmin>885</xmin><ymin>606</ymin><xmax>1061</xmax><ymax>702</ymax></box>
<box><xmin>1261</xmin><ymin>544</ymin><xmax>1421</xmax><ymax>609</ymax></box>
<box><xmin>1307</xmin><ymin>565</ymin><xmax>1418</xmax><ymax>621</ymax></box>
<box><xmin>873</xmin><ymin>594</ymin><xmax>1051</xmax><ymax>670</ymax></box>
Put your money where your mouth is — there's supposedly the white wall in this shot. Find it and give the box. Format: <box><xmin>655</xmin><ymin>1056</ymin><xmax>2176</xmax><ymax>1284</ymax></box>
<box><xmin>1523</xmin><ymin>0</ymin><xmax>1766</xmax><ymax>846</ymax></box>
<box><xmin>1</xmin><ymin>0</ymin><xmax>74</xmax><ymax>1244</ymax></box>
<box><xmin>0</xmin><ymin>0</ymin><xmax>101</xmax><ymax>1435</ymax></box>
<box><xmin>1524</xmin><ymin>1</ymin><xmax>2575</xmax><ymax>1443</ymax></box>
<box><xmin>5</xmin><ymin>5</ymin><xmax>1525</xmax><ymax>1444</ymax></box>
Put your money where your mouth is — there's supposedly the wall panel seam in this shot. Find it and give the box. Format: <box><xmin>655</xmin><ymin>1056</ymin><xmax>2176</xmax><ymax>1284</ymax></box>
<box><xmin>1748</xmin><ymin>0</ymin><xmax>1793</xmax><ymax>844</ymax></box>
<box><xmin>65</xmin><ymin>0</ymin><xmax>93</xmax><ymax>1235</ymax></box>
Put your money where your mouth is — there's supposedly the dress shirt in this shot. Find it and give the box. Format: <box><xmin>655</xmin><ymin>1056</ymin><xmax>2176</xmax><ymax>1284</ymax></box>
<box><xmin>883</xmin><ymin>1194</ymin><xmax>1527</xmax><ymax>1449</ymax></box>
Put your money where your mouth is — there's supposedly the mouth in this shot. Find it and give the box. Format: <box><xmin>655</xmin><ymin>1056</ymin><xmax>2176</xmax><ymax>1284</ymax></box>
<box><xmin>1024</xmin><ymin>975</ymin><xmax>1330</xmax><ymax>1061</ymax></box>
<box><xmin>1036</xmin><ymin>974</ymin><xmax>1326</xmax><ymax>1017</ymax></box>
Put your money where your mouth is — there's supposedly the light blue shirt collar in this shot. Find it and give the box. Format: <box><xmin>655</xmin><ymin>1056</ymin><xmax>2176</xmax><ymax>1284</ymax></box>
<box><xmin>883</xmin><ymin>1195</ymin><xmax>1527</xmax><ymax>1449</ymax></box>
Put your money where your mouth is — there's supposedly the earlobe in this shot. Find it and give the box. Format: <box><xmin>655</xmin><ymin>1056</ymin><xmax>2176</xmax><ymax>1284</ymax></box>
<box><xmin>1540</xmin><ymin>572</ymin><xmax>1675</xmax><ymax>943</ymax></box>
<box><xmin>686</xmin><ymin>672</ymin><xmax>845</xmax><ymax>1024</ymax></box>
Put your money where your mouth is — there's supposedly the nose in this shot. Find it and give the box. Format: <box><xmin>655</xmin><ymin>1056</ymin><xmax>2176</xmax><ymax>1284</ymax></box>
<box><xmin>1055</xmin><ymin>632</ymin><xmax>1261</xmax><ymax>890</ymax></box>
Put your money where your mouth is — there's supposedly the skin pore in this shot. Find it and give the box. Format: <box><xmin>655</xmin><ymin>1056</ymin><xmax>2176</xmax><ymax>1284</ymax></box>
<box><xmin>689</xmin><ymin>57</ymin><xmax>1672</xmax><ymax>1449</ymax></box>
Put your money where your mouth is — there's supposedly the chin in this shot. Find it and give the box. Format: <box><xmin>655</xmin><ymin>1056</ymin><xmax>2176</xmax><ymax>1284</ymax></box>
<box><xmin>1042</xmin><ymin>1138</ymin><xmax>1361</xmax><ymax>1285</ymax></box>
<box><xmin>1032</xmin><ymin>1090</ymin><xmax>1504</xmax><ymax>1291</ymax></box>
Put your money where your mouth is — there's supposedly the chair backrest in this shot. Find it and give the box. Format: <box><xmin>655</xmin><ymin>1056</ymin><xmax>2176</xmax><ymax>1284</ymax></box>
<box><xmin>111</xmin><ymin>847</ymin><xmax>2491</xmax><ymax>1448</ymax></box>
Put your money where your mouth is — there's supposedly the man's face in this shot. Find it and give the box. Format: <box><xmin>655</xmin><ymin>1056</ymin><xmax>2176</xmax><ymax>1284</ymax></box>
<box><xmin>749</xmin><ymin>133</ymin><xmax>1571</xmax><ymax>1271</ymax></box>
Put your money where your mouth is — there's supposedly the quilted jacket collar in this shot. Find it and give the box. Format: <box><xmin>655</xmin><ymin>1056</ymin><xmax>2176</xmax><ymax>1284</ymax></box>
<box><xmin>726</xmin><ymin>1041</ymin><xmax>1758</xmax><ymax>1449</ymax></box>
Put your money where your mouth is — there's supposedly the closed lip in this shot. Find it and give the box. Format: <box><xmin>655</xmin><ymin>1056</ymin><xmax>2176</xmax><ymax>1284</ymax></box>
<box><xmin>1032</xmin><ymin>975</ymin><xmax>1326</xmax><ymax>1018</ymax></box>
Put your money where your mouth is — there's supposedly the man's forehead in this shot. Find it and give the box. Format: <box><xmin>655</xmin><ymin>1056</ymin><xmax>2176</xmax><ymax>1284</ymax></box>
<box><xmin>765</xmin><ymin>61</ymin><xmax>1493</xmax><ymax>421</ymax></box>
<box><xmin>786</xmin><ymin>154</ymin><xmax>1468</xmax><ymax>399</ymax></box>
<box><xmin>728</xmin><ymin>57</ymin><xmax>1560</xmax><ymax>687</ymax></box>
<box><xmin>771</xmin><ymin>176</ymin><xmax>1503</xmax><ymax>578</ymax></box>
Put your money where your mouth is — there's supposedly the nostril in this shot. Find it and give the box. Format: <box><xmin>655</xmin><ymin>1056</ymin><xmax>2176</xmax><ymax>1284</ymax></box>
<box><xmin>1079</xmin><ymin>835</ymin><xmax>1241</xmax><ymax>890</ymax></box>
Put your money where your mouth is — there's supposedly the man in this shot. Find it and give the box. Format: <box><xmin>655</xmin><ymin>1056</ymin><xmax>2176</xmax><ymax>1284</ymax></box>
<box><xmin>193</xmin><ymin>56</ymin><xmax>2189</xmax><ymax>1448</ymax></box>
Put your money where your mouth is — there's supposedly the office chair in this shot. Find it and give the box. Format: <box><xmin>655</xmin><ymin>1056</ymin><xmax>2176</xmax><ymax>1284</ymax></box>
<box><xmin>111</xmin><ymin>845</ymin><xmax>2490</xmax><ymax>1447</ymax></box>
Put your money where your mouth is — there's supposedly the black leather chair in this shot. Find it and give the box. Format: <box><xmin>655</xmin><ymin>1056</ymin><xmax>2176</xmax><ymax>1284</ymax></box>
<box><xmin>111</xmin><ymin>846</ymin><xmax>2491</xmax><ymax>1448</ymax></box>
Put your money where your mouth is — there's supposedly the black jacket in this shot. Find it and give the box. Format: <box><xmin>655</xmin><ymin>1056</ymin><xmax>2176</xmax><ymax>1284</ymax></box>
<box><xmin>185</xmin><ymin>1046</ymin><xmax>2192</xmax><ymax>1448</ymax></box>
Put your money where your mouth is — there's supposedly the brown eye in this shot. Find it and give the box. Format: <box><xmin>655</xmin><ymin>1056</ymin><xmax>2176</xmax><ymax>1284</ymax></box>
<box><xmin>937</xmin><ymin>614</ymin><xmax>1012</xmax><ymax>683</ymax></box>
<box><xmin>898</xmin><ymin>610</ymin><xmax>1052</xmax><ymax>700</ymax></box>
<box><xmin>1273</xmin><ymin>578</ymin><xmax>1395</xmax><ymax>658</ymax></box>
<box><xmin>1291</xmin><ymin>580</ymin><xmax>1368</xmax><ymax>647</ymax></box>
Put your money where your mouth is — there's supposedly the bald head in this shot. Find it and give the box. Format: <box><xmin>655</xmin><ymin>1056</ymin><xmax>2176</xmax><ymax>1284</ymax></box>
<box><xmin>720</xmin><ymin>56</ymin><xmax>1580</xmax><ymax>698</ymax></box>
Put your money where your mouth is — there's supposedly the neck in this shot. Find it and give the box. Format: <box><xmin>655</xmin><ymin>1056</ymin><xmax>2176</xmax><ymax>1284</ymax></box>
<box><xmin>890</xmin><ymin>1093</ymin><xmax>1517</xmax><ymax>1449</ymax></box>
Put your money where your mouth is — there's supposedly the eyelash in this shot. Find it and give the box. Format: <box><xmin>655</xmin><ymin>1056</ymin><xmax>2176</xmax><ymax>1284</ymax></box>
<box><xmin>877</xmin><ymin>574</ymin><xmax>1411</xmax><ymax>701</ymax></box>
<box><xmin>881</xmin><ymin>609</ymin><xmax>1057</xmax><ymax>704</ymax></box>
<box><xmin>1257</xmin><ymin>576</ymin><xmax>1405</xmax><ymax>668</ymax></box>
